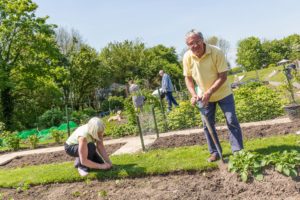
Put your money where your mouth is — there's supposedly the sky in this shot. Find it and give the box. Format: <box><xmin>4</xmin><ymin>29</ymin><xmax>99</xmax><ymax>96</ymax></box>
<box><xmin>34</xmin><ymin>0</ymin><xmax>300</xmax><ymax>66</ymax></box>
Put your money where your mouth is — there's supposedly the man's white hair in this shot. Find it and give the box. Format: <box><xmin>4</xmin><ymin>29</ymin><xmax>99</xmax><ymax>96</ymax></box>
<box><xmin>185</xmin><ymin>29</ymin><xmax>204</xmax><ymax>40</ymax></box>
<box><xmin>87</xmin><ymin>117</ymin><xmax>105</xmax><ymax>141</ymax></box>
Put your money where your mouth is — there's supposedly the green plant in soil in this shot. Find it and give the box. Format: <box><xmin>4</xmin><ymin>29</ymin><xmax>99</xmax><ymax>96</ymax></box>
<box><xmin>229</xmin><ymin>149</ymin><xmax>300</xmax><ymax>182</ymax></box>
<box><xmin>2</xmin><ymin>131</ymin><xmax>20</xmax><ymax>151</ymax></box>
<box><xmin>72</xmin><ymin>191</ymin><xmax>81</xmax><ymax>197</ymax></box>
<box><xmin>228</xmin><ymin>150</ymin><xmax>263</xmax><ymax>182</ymax></box>
<box><xmin>262</xmin><ymin>150</ymin><xmax>300</xmax><ymax>177</ymax></box>
<box><xmin>27</xmin><ymin>135</ymin><xmax>39</xmax><ymax>149</ymax></box>
<box><xmin>98</xmin><ymin>190</ymin><xmax>108</xmax><ymax>197</ymax></box>
<box><xmin>50</xmin><ymin>130</ymin><xmax>64</xmax><ymax>144</ymax></box>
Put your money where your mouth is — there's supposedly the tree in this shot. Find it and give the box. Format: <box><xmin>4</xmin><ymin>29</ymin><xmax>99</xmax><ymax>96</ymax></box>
<box><xmin>282</xmin><ymin>34</ymin><xmax>300</xmax><ymax>61</ymax></box>
<box><xmin>54</xmin><ymin>28</ymin><xmax>83</xmax><ymax>110</ymax></box>
<box><xmin>99</xmin><ymin>40</ymin><xmax>146</xmax><ymax>85</ymax></box>
<box><xmin>261</xmin><ymin>39</ymin><xmax>288</xmax><ymax>66</ymax></box>
<box><xmin>70</xmin><ymin>45</ymin><xmax>103</xmax><ymax>109</ymax></box>
<box><xmin>236</xmin><ymin>37</ymin><xmax>264</xmax><ymax>72</ymax></box>
<box><xmin>143</xmin><ymin>45</ymin><xmax>182</xmax><ymax>88</ymax></box>
<box><xmin>0</xmin><ymin>0</ymin><xmax>59</xmax><ymax>130</ymax></box>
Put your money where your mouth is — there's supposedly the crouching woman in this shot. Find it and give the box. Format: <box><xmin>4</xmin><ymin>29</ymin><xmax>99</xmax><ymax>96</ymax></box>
<box><xmin>64</xmin><ymin>117</ymin><xmax>112</xmax><ymax>176</ymax></box>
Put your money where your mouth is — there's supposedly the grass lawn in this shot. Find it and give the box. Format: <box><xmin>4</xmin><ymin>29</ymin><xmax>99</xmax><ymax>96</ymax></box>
<box><xmin>0</xmin><ymin>134</ymin><xmax>299</xmax><ymax>188</ymax></box>
<box><xmin>228</xmin><ymin>65</ymin><xmax>286</xmax><ymax>83</ymax></box>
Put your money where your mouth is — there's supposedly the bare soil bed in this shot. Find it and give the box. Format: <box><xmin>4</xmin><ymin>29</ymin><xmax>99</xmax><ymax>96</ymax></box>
<box><xmin>150</xmin><ymin>120</ymin><xmax>300</xmax><ymax>150</ymax></box>
<box><xmin>0</xmin><ymin>169</ymin><xmax>299</xmax><ymax>200</ymax></box>
<box><xmin>0</xmin><ymin>143</ymin><xmax>124</xmax><ymax>169</ymax></box>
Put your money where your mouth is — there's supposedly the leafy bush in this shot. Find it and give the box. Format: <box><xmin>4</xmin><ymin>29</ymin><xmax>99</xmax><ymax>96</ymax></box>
<box><xmin>0</xmin><ymin>122</ymin><xmax>5</xmax><ymax>132</ymax></box>
<box><xmin>100</xmin><ymin>96</ymin><xmax>124</xmax><ymax>112</ymax></box>
<box><xmin>105</xmin><ymin>123</ymin><xmax>137</xmax><ymax>138</ymax></box>
<box><xmin>71</xmin><ymin>107</ymin><xmax>97</xmax><ymax>124</ymax></box>
<box><xmin>167</xmin><ymin>101</ymin><xmax>201</xmax><ymax>130</ymax></box>
<box><xmin>123</xmin><ymin>98</ymin><xmax>136</xmax><ymax>125</ymax></box>
<box><xmin>51</xmin><ymin>130</ymin><xmax>65</xmax><ymax>144</ymax></box>
<box><xmin>27</xmin><ymin>134</ymin><xmax>39</xmax><ymax>149</ymax></box>
<box><xmin>3</xmin><ymin>131</ymin><xmax>21</xmax><ymax>151</ymax></box>
<box><xmin>216</xmin><ymin>83</ymin><xmax>284</xmax><ymax>123</ymax></box>
<box><xmin>38</xmin><ymin>108</ymin><xmax>64</xmax><ymax>128</ymax></box>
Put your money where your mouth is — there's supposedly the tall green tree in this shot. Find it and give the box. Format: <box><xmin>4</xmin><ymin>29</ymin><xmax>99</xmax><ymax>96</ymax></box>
<box><xmin>143</xmin><ymin>45</ymin><xmax>182</xmax><ymax>88</ymax></box>
<box><xmin>261</xmin><ymin>39</ymin><xmax>288</xmax><ymax>66</ymax></box>
<box><xmin>70</xmin><ymin>45</ymin><xmax>103</xmax><ymax>109</ymax></box>
<box><xmin>236</xmin><ymin>37</ymin><xmax>264</xmax><ymax>71</ymax></box>
<box><xmin>99</xmin><ymin>40</ymin><xmax>146</xmax><ymax>85</ymax></box>
<box><xmin>0</xmin><ymin>0</ymin><xmax>58</xmax><ymax>129</ymax></box>
<box><xmin>282</xmin><ymin>34</ymin><xmax>300</xmax><ymax>61</ymax></box>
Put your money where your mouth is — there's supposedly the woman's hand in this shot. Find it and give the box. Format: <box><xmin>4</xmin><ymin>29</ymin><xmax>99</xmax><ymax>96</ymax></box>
<box><xmin>98</xmin><ymin>163</ymin><xmax>112</xmax><ymax>170</ymax></box>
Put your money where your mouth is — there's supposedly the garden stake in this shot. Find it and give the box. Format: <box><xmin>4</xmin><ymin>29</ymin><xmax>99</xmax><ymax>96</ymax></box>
<box><xmin>197</xmin><ymin>100</ymin><xmax>224</xmax><ymax>164</ymax></box>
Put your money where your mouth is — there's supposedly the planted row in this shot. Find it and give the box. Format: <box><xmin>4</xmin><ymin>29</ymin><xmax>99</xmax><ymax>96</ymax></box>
<box><xmin>228</xmin><ymin>150</ymin><xmax>300</xmax><ymax>182</ymax></box>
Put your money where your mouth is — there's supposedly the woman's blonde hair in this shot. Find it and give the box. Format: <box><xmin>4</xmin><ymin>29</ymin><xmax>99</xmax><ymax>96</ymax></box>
<box><xmin>87</xmin><ymin>117</ymin><xmax>105</xmax><ymax>141</ymax></box>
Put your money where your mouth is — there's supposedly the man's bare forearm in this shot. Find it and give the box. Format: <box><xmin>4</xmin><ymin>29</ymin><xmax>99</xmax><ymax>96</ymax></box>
<box><xmin>185</xmin><ymin>76</ymin><xmax>197</xmax><ymax>97</ymax></box>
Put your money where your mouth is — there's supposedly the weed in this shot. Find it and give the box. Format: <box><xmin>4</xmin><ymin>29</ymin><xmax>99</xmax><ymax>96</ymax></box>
<box><xmin>72</xmin><ymin>191</ymin><xmax>81</xmax><ymax>197</ymax></box>
<box><xmin>98</xmin><ymin>190</ymin><xmax>107</xmax><ymax>197</ymax></box>
<box><xmin>27</xmin><ymin>135</ymin><xmax>39</xmax><ymax>149</ymax></box>
<box><xmin>50</xmin><ymin>130</ymin><xmax>64</xmax><ymax>144</ymax></box>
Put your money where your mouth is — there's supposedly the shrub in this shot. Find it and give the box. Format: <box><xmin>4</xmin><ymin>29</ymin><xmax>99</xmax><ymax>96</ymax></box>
<box><xmin>105</xmin><ymin>123</ymin><xmax>137</xmax><ymax>138</ymax></box>
<box><xmin>3</xmin><ymin>131</ymin><xmax>20</xmax><ymax>151</ymax></box>
<box><xmin>27</xmin><ymin>134</ymin><xmax>39</xmax><ymax>149</ymax></box>
<box><xmin>100</xmin><ymin>96</ymin><xmax>124</xmax><ymax>112</ymax></box>
<box><xmin>167</xmin><ymin>101</ymin><xmax>201</xmax><ymax>130</ymax></box>
<box><xmin>71</xmin><ymin>107</ymin><xmax>97</xmax><ymax>124</ymax></box>
<box><xmin>0</xmin><ymin>122</ymin><xmax>5</xmax><ymax>132</ymax></box>
<box><xmin>215</xmin><ymin>83</ymin><xmax>284</xmax><ymax>123</ymax></box>
<box><xmin>51</xmin><ymin>130</ymin><xmax>65</xmax><ymax>144</ymax></box>
<box><xmin>123</xmin><ymin>98</ymin><xmax>136</xmax><ymax>125</ymax></box>
<box><xmin>233</xmin><ymin>84</ymin><xmax>284</xmax><ymax>122</ymax></box>
<box><xmin>38</xmin><ymin>108</ymin><xmax>64</xmax><ymax>128</ymax></box>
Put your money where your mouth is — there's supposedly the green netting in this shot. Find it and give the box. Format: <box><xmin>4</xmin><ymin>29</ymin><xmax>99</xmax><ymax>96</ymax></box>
<box><xmin>18</xmin><ymin>129</ymin><xmax>39</xmax><ymax>140</ymax></box>
<box><xmin>17</xmin><ymin>121</ymin><xmax>78</xmax><ymax>141</ymax></box>
<box><xmin>37</xmin><ymin>127</ymin><xmax>58</xmax><ymax>141</ymax></box>
<box><xmin>58</xmin><ymin>121</ymin><xmax>77</xmax><ymax>131</ymax></box>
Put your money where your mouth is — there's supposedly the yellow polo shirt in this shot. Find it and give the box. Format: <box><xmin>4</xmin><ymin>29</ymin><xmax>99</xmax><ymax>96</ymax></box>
<box><xmin>183</xmin><ymin>44</ymin><xmax>232</xmax><ymax>102</ymax></box>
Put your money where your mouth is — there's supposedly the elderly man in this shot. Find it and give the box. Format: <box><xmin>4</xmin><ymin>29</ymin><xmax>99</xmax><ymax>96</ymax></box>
<box><xmin>159</xmin><ymin>70</ymin><xmax>179</xmax><ymax>112</ymax></box>
<box><xmin>183</xmin><ymin>29</ymin><xmax>243</xmax><ymax>162</ymax></box>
